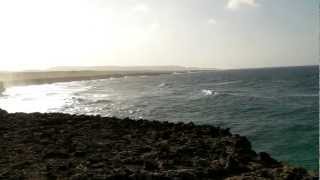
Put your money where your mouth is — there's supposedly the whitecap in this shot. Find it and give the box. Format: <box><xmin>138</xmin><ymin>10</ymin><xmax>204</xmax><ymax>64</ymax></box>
<box><xmin>172</xmin><ymin>72</ymin><xmax>183</xmax><ymax>75</ymax></box>
<box><xmin>214</xmin><ymin>81</ymin><xmax>241</xmax><ymax>86</ymax></box>
<box><xmin>202</xmin><ymin>89</ymin><xmax>212</xmax><ymax>96</ymax></box>
<box><xmin>158</xmin><ymin>83</ymin><xmax>167</xmax><ymax>87</ymax></box>
<box><xmin>201</xmin><ymin>89</ymin><xmax>220</xmax><ymax>96</ymax></box>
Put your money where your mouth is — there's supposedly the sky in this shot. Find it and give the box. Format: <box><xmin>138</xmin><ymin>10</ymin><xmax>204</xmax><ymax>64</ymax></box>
<box><xmin>0</xmin><ymin>0</ymin><xmax>317</xmax><ymax>71</ymax></box>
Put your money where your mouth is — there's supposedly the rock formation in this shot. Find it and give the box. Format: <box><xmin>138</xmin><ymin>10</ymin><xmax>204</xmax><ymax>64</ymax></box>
<box><xmin>0</xmin><ymin>109</ymin><xmax>316</xmax><ymax>179</ymax></box>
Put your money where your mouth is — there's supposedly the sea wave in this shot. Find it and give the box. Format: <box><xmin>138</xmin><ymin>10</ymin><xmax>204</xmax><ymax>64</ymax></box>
<box><xmin>213</xmin><ymin>81</ymin><xmax>242</xmax><ymax>86</ymax></box>
<box><xmin>71</xmin><ymin>97</ymin><xmax>86</xmax><ymax>102</ymax></box>
<box><xmin>158</xmin><ymin>83</ymin><xmax>167</xmax><ymax>87</ymax></box>
<box><xmin>172</xmin><ymin>72</ymin><xmax>183</xmax><ymax>75</ymax></box>
<box><xmin>200</xmin><ymin>89</ymin><xmax>276</xmax><ymax>99</ymax></box>
<box><xmin>267</xmin><ymin>106</ymin><xmax>313</xmax><ymax>118</ymax></box>
<box><xmin>72</xmin><ymin>97</ymin><xmax>113</xmax><ymax>104</ymax></box>
<box><xmin>222</xmin><ymin>93</ymin><xmax>275</xmax><ymax>99</ymax></box>
<box><xmin>201</xmin><ymin>89</ymin><xmax>219</xmax><ymax>96</ymax></box>
<box><xmin>92</xmin><ymin>99</ymin><xmax>113</xmax><ymax>104</ymax></box>
<box><xmin>284</xmin><ymin>94</ymin><xmax>318</xmax><ymax>97</ymax></box>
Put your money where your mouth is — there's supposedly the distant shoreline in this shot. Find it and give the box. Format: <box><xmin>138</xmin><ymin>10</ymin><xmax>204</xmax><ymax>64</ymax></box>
<box><xmin>0</xmin><ymin>70</ymin><xmax>202</xmax><ymax>88</ymax></box>
<box><xmin>1</xmin><ymin>65</ymin><xmax>315</xmax><ymax>88</ymax></box>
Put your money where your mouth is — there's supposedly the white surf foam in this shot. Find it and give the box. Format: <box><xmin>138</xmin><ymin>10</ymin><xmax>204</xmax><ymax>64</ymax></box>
<box><xmin>158</xmin><ymin>83</ymin><xmax>167</xmax><ymax>87</ymax></box>
<box><xmin>201</xmin><ymin>89</ymin><xmax>219</xmax><ymax>96</ymax></box>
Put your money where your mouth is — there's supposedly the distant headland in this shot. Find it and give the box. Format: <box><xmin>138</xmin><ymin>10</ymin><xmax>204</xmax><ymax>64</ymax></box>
<box><xmin>0</xmin><ymin>66</ymin><xmax>216</xmax><ymax>88</ymax></box>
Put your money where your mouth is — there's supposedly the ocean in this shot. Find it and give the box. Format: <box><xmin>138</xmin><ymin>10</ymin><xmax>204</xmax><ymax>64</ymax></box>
<box><xmin>0</xmin><ymin>66</ymin><xmax>318</xmax><ymax>171</ymax></box>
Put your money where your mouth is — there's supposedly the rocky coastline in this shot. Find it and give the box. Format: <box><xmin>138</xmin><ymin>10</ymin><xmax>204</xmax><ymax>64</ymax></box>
<box><xmin>0</xmin><ymin>109</ymin><xmax>316</xmax><ymax>179</ymax></box>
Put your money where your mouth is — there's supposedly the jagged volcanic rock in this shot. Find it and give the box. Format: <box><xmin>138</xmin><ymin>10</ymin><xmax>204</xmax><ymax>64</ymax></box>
<box><xmin>0</xmin><ymin>109</ymin><xmax>316</xmax><ymax>179</ymax></box>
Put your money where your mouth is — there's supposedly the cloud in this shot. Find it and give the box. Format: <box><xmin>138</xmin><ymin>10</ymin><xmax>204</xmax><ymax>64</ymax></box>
<box><xmin>207</xmin><ymin>18</ymin><xmax>217</xmax><ymax>25</ymax></box>
<box><xmin>132</xmin><ymin>3</ymin><xmax>150</xmax><ymax>13</ymax></box>
<box><xmin>227</xmin><ymin>0</ymin><xmax>258</xmax><ymax>10</ymax></box>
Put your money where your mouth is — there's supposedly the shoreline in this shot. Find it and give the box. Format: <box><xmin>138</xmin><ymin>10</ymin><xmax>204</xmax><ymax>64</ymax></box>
<box><xmin>0</xmin><ymin>71</ymin><xmax>176</xmax><ymax>88</ymax></box>
<box><xmin>0</xmin><ymin>109</ymin><xmax>316</xmax><ymax>179</ymax></box>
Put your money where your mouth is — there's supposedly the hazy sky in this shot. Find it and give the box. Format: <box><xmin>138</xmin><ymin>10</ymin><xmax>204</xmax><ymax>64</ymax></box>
<box><xmin>0</xmin><ymin>0</ymin><xmax>317</xmax><ymax>70</ymax></box>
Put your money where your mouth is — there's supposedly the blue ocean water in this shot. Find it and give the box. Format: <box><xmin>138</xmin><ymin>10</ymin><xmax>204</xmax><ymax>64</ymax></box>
<box><xmin>0</xmin><ymin>66</ymin><xmax>318</xmax><ymax>171</ymax></box>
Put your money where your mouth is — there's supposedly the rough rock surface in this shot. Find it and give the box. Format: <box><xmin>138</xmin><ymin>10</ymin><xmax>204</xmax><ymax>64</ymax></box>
<box><xmin>0</xmin><ymin>109</ymin><xmax>316</xmax><ymax>179</ymax></box>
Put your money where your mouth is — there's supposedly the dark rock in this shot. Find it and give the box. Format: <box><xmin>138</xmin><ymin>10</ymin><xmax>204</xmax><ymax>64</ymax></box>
<box><xmin>0</xmin><ymin>108</ymin><xmax>316</xmax><ymax>179</ymax></box>
<box><xmin>0</xmin><ymin>108</ymin><xmax>8</xmax><ymax>118</ymax></box>
<box><xmin>258</xmin><ymin>152</ymin><xmax>280</xmax><ymax>167</ymax></box>
<box><xmin>143</xmin><ymin>160</ymin><xmax>159</xmax><ymax>171</ymax></box>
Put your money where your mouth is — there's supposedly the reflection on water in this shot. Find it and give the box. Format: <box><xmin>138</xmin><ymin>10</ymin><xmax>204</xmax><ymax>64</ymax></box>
<box><xmin>0</xmin><ymin>82</ymin><xmax>89</xmax><ymax>113</ymax></box>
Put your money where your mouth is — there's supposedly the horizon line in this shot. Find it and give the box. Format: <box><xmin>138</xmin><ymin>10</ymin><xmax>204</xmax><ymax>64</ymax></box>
<box><xmin>0</xmin><ymin>64</ymin><xmax>317</xmax><ymax>73</ymax></box>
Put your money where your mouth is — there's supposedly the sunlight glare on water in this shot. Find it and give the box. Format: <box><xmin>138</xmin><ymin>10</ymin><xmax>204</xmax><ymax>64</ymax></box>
<box><xmin>0</xmin><ymin>83</ymin><xmax>85</xmax><ymax>113</ymax></box>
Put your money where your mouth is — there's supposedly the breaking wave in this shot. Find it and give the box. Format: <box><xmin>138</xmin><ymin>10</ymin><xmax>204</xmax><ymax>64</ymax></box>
<box><xmin>158</xmin><ymin>83</ymin><xmax>167</xmax><ymax>87</ymax></box>
<box><xmin>201</xmin><ymin>89</ymin><xmax>219</xmax><ymax>96</ymax></box>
